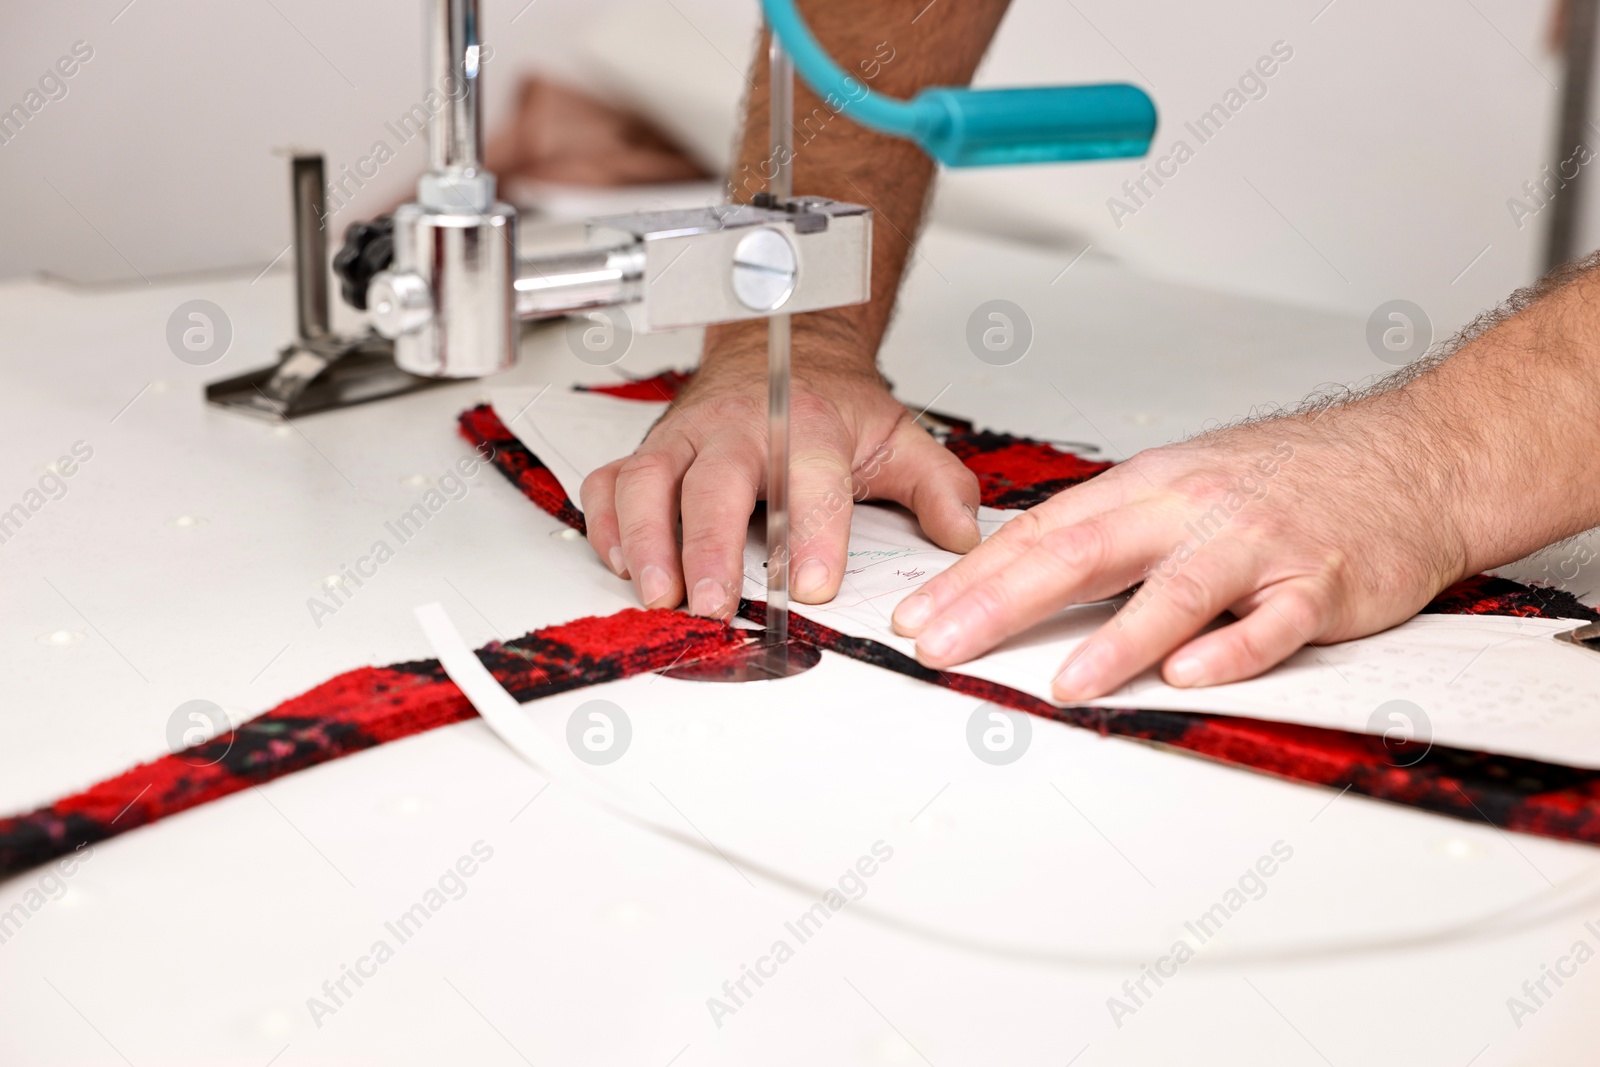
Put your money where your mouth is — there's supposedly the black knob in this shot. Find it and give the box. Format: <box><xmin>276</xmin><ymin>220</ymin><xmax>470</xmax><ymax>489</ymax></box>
<box><xmin>332</xmin><ymin>215</ymin><xmax>394</xmax><ymax>311</ymax></box>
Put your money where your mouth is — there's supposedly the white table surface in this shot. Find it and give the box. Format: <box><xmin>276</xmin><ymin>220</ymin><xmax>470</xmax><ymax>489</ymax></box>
<box><xmin>1</xmin><ymin>225</ymin><xmax>1595</xmax><ymax>1065</ymax></box>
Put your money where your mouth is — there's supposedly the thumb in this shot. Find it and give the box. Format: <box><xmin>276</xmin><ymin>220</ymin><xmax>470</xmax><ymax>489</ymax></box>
<box><xmin>865</xmin><ymin>419</ymin><xmax>982</xmax><ymax>553</ymax></box>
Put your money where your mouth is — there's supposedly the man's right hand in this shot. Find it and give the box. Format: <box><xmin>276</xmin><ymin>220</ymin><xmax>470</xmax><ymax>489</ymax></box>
<box><xmin>579</xmin><ymin>352</ymin><xmax>982</xmax><ymax>619</ymax></box>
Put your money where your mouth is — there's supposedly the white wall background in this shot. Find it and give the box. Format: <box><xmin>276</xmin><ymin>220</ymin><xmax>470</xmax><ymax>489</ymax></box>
<box><xmin>0</xmin><ymin>0</ymin><xmax>1585</xmax><ymax>341</ymax></box>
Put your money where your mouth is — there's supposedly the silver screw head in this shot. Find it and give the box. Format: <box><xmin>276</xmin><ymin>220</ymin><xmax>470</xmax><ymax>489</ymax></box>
<box><xmin>731</xmin><ymin>228</ymin><xmax>798</xmax><ymax>312</ymax></box>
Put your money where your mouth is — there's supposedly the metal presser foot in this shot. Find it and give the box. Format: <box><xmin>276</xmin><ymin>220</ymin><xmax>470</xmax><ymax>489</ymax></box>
<box><xmin>661</xmin><ymin>641</ymin><xmax>822</xmax><ymax>683</ymax></box>
<box><xmin>205</xmin><ymin>155</ymin><xmax>445</xmax><ymax>420</ymax></box>
<box><xmin>660</xmin><ymin>610</ymin><xmax>824</xmax><ymax>684</ymax></box>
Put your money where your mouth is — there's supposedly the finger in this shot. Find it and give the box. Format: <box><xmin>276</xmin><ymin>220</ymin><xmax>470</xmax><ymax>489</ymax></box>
<box><xmin>891</xmin><ymin>471</ymin><xmax>1134</xmax><ymax>637</ymax></box>
<box><xmin>1161</xmin><ymin>579</ymin><xmax>1330</xmax><ymax>687</ymax></box>
<box><xmin>679</xmin><ymin>441</ymin><xmax>762</xmax><ymax>619</ymax></box>
<box><xmin>613</xmin><ymin>441</ymin><xmax>695</xmax><ymax>609</ymax></box>
<box><xmin>1051</xmin><ymin>546</ymin><xmax>1257</xmax><ymax>702</ymax></box>
<box><xmin>784</xmin><ymin>420</ymin><xmax>859</xmax><ymax>605</ymax></box>
<box><xmin>911</xmin><ymin>507</ymin><xmax>1176</xmax><ymax>668</ymax></box>
<box><xmin>864</xmin><ymin>420</ymin><xmax>982</xmax><ymax>553</ymax></box>
<box><xmin>579</xmin><ymin>460</ymin><xmax>629</xmax><ymax>579</ymax></box>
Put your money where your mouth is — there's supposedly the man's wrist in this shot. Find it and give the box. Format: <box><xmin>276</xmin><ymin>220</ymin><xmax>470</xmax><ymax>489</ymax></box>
<box><xmin>700</xmin><ymin>316</ymin><xmax>888</xmax><ymax>391</ymax></box>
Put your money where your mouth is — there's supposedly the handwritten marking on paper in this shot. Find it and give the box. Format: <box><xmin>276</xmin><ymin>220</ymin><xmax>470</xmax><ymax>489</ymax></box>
<box><xmin>843</xmin><ymin>547</ymin><xmax>921</xmax><ymax>577</ymax></box>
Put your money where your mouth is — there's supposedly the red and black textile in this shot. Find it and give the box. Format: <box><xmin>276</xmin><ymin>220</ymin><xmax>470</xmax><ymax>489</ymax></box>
<box><xmin>8</xmin><ymin>387</ymin><xmax>1600</xmax><ymax>878</ymax></box>
<box><xmin>943</xmin><ymin>428</ymin><xmax>1114</xmax><ymax>510</ymax></box>
<box><xmin>1418</xmin><ymin>572</ymin><xmax>1598</xmax><ymax>623</ymax></box>
<box><xmin>459</xmin><ymin>403</ymin><xmax>587</xmax><ymax>533</ymax></box>
<box><xmin>0</xmin><ymin>610</ymin><xmax>743</xmax><ymax>878</ymax></box>
<box><xmin>576</xmin><ymin>369</ymin><xmax>693</xmax><ymax>402</ymax></box>
<box><xmin>464</xmin><ymin>392</ymin><xmax>1600</xmax><ymax>847</ymax></box>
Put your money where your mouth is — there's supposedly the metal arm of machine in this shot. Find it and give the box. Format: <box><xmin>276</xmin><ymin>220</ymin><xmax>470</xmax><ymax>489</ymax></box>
<box><xmin>361</xmin><ymin>0</ymin><xmax>871</xmax><ymax>379</ymax></box>
<box><xmin>368</xmin><ymin>198</ymin><xmax>870</xmax><ymax>343</ymax></box>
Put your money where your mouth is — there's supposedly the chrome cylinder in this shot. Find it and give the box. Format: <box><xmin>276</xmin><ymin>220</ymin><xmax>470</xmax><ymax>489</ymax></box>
<box><xmin>515</xmin><ymin>246</ymin><xmax>645</xmax><ymax>320</ymax></box>
<box><xmin>388</xmin><ymin>202</ymin><xmax>517</xmax><ymax>378</ymax></box>
<box><xmin>428</xmin><ymin>0</ymin><xmax>483</xmax><ymax>174</ymax></box>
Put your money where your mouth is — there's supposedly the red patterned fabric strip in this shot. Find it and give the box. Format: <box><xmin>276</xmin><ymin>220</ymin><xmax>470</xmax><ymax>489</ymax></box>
<box><xmin>459</xmin><ymin>403</ymin><xmax>587</xmax><ymax>533</ymax></box>
<box><xmin>576</xmin><ymin>370</ymin><xmax>693</xmax><ymax>402</ymax></box>
<box><xmin>0</xmin><ymin>609</ymin><xmax>743</xmax><ymax>877</ymax></box>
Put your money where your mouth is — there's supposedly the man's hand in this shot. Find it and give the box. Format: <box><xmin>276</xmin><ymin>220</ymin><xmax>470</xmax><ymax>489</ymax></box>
<box><xmin>581</xmin><ymin>354</ymin><xmax>980</xmax><ymax>619</ymax></box>
<box><xmin>575</xmin><ymin>0</ymin><xmax>1012</xmax><ymax>618</ymax></box>
<box><xmin>891</xmin><ymin>408</ymin><xmax>1472</xmax><ymax>701</ymax></box>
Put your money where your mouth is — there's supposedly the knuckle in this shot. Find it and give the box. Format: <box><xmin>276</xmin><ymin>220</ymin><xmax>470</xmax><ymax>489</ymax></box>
<box><xmin>666</xmin><ymin>393</ymin><xmax>762</xmax><ymax>438</ymax></box>
<box><xmin>791</xmin><ymin>455</ymin><xmax>856</xmax><ymax>514</ymax></box>
<box><xmin>579</xmin><ymin>463</ymin><xmax>615</xmax><ymax>504</ymax></box>
<box><xmin>680</xmin><ymin>541</ymin><xmax>737</xmax><ymax>576</ymax></box>
<box><xmin>791</xmin><ymin>445</ymin><xmax>852</xmax><ymax>482</ymax></box>
<box><xmin>1042</xmin><ymin>521</ymin><xmax>1111</xmax><ymax>575</ymax></box>
<box><xmin>790</xmin><ymin>392</ymin><xmax>842</xmax><ymax>426</ymax></box>
<box><xmin>790</xmin><ymin>490</ymin><xmax>851</xmax><ymax>546</ymax></box>
<box><xmin>677</xmin><ymin>474</ymin><xmax>713</xmax><ymax>507</ymax></box>
<box><xmin>617</xmin><ymin>514</ymin><xmax>665</xmax><ymax>547</ymax></box>
<box><xmin>710</xmin><ymin>392</ymin><xmax>768</xmax><ymax>423</ymax></box>
<box><xmin>1159</xmin><ymin>569</ymin><xmax>1213</xmax><ymax>619</ymax></box>
<box><xmin>1170</xmin><ymin>468</ymin><xmax>1235</xmax><ymax>505</ymax></box>
<box><xmin>1224</xmin><ymin>625</ymin><xmax>1276</xmax><ymax>672</ymax></box>
<box><xmin>1228</xmin><ymin>505</ymin><xmax>1283</xmax><ymax>540</ymax></box>
<box><xmin>1277</xmin><ymin>581</ymin><xmax>1333</xmax><ymax>637</ymax></box>
<box><xmin>682</xmin><ymin>528</ymin><xmax>737</xmax><ymax>559</ymax></box>
<box><xmin>962</xmin><ymin>581</ymin><xmax>1016</xmax><ymax>628</ymax></box>
<box><xmin>615</xmin><ymin>450</ymin><xmax>675</xmax><ymax>487</ymax></box>
<box><xmin>1089</xmin><ymin>628</ymin><xmax>1134</xmax><ymax>670</ymax></box>
<box><xmin>681</xmin><ymin>467</ymin><xmax>739</xmax><ymax>510</ymax></box>
<box><xmin>995</xmin><ymin>508</ymin><xmax>1046</xmax><ymax>550</ymax></box>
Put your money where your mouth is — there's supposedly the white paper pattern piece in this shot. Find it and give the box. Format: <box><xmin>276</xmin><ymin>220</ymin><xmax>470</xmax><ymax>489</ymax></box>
<box><xmin>496</xmin><ymin>387</ymin><xmax>1600</xmax><ymax>769</ymax></box>
<box><xmin>494</xmin><ymin>386</ymin><xmax>665</xmax><ymax>504</ymax></box>
<box><xmin>751</xmin><ymin>505</ymin><xmax>1600</xmax><ymax>769</ymax></box>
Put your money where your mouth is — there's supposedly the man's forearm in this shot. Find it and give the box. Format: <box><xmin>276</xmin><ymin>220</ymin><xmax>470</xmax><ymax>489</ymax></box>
<box><xmin>702</xmin><ymin>0</ymin><xmax>1013</xmax><ymax>379</ymax></box>
<box><xmin>1340</xmin><ymin>258</ymin><xmax>1600</xmax><ymax>581</ymax></box>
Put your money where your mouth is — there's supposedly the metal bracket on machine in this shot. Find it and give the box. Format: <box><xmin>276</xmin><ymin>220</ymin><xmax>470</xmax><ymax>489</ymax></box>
<box><xmin>205</xmin><ymin>155</ymin><xmax>445</xmax><ymax>420</ymax></box>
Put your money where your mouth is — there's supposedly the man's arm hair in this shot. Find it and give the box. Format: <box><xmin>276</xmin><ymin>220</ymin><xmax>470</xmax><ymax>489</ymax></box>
<box><xmin>702</xmin><ymin>0</ymin><xmax>1014</xmax><ymax>379</ymax></box>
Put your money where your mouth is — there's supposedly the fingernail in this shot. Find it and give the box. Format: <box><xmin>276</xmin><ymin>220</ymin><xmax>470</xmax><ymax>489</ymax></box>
<box><xmin>690</xmin><ymin>577</ymin><xmax>728</xmax><ymax>618</ymax></box>
<box><xmin>794</xmin><ymin>558</ymin><xmax>830</xmax><ymax>600</ymax></box>
<box><xmin>608</xmin><ymin>547</ymin><xmax>627</xmax><ymax>577</ymax></box>
<box><xmin>1053</xmin><ymin>644</ymin><xmax>1107</xmax><ymax>700</ymax></box>
<box><xmin>893</xmin><ymin>592</ymin><xmax>933</xmax><ymax>633</ymax></box>
<box><xmin>639</xmin><ymin>564</ymin><xmax>671</xmax><ymax>606</ymax></box>
<box><xmin>918</xmin><ymin>619</ymin><xmax>960</xmax><ymax>662</ymax></box>
<box><xmin>1166</xmin><ymin>655</ymin><xmax>1205</xmax><ymax>687</ymax></box>
<box><xmin>956</xmin><ymin>504</ymin><xmax>982</xmax><ymax>551</ymax></box>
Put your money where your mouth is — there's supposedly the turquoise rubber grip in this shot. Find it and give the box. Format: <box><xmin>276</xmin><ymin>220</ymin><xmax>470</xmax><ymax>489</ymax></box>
<box><xmin>761</xmin><ymin>0</ymin><xmax>1156</xmax><ymax>165</ymax></box>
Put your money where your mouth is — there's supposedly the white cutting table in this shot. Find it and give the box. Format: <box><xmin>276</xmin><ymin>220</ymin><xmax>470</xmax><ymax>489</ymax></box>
<box><xmin>0</xmin><ymin>225</ymin><xmax>1595</xmax><ymax>1066</ymax></box>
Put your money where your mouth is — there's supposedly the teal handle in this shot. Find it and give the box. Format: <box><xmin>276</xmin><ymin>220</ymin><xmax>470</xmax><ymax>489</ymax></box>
<box><xmin>915</xmin><ymin>85</ymin><xmax>1157</xmax><ymax>165</ymax></box>
<box><xmin>761</xmin><ymin>0</ymin><xmax>1156</xmax><ymax>166</ymax></box>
